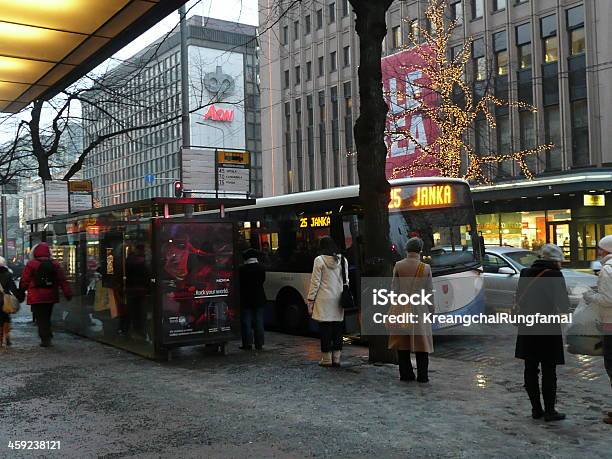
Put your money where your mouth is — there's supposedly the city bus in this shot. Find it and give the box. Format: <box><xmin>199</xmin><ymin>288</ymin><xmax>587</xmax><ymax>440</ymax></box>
<box><xmin>201</xmin><ymin>177</ymin><xmax>485</xmax><ymax>335</ymax></box>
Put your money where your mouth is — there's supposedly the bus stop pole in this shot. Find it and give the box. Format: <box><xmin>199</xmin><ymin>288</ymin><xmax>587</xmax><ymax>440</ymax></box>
<box><xmin>1</xmin><ymin>195</ymin><xmax>7</xmax><ymax>258</ymax></box>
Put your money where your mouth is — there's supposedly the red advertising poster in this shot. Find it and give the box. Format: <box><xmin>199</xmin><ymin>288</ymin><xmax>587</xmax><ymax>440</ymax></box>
<box><xmin>382</xmin><ymin>46</ymin><xmax>439</xmax><ymax>179</ymax></box>
<box><xmin>156</xmin><ymin>221</ymin><xmax>235</xmax><ymax>344</ymax></box>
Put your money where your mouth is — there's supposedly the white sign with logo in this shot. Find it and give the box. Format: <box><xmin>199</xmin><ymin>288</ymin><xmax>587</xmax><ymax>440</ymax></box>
<box><xmin>188</xmin><ymin>46</ymin><xmax>246</xmax><ymax>150</ymax></box>
<box><xmin>44</xmin><ymin>180</ymin><xmax>69</xmax><ymax>216</ymax></box>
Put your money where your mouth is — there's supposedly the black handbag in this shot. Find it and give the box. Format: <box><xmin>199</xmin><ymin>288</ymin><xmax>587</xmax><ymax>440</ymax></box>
<box><xmin>340</xmin><ymin>255</ymin><xmax>355</xmax><ymax>309</ymax></box>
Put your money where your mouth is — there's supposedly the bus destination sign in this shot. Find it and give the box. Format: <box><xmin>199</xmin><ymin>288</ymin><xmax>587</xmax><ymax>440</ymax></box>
<box><xmin>389</xmin><ymin>184</ymin><xmax>466</xmax><ymax>211</ymax></box>
<box><xmin>299</xmin><ymin>215</ymin><xmax>331</xmax><ymax>228</ymax></box>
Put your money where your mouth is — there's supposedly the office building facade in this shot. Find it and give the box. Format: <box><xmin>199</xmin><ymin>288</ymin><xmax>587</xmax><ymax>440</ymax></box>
<box><xmin>259</xmin><ymin>0</ymin><xmax>611</xmax><ymax>266</ymax></box>
<box><xmin>83</xmin><ymin>17</ymin><xmax>262</xmax><ymax>206</ymax></box>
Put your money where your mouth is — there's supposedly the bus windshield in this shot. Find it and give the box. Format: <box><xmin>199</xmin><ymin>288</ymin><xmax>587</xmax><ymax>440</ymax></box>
<box><xmin>389</xmin><ymin>206</ymin><xmax>479</xmax><ymax>275</ymax></box>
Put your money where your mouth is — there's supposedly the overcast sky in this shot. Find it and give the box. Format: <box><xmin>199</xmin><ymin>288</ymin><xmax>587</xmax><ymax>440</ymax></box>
<box><xmin>0</xmin><ymin>0</ymin><xmax>259</xmax><ymax>143</ymax></box>
<box><xmin>113</xmin><ymin>0</ymin><xmax>259</xmax><ymax>62</ymax></box>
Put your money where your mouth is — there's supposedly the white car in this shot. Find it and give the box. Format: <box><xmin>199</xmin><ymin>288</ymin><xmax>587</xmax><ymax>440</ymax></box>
<box><xmin>481</xmin><ymin>246</ymin><xmax>597</xmax><ymax>311</ymax></box>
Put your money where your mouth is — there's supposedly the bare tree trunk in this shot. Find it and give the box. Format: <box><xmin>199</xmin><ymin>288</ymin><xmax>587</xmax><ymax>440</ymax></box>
<box><xmin>29</xmin><ymin>100</ymin><xmax>53</xmax><ymax>181</ymax></box>
<box><xmin>350</xmin><ymin>1</ymin><xmax>393</xmax><ymax>275</ymax></box>
<box><xmin>350</xmin><ymin>1</ymin><xmax>394</xmax><ymax>363</ymax></box>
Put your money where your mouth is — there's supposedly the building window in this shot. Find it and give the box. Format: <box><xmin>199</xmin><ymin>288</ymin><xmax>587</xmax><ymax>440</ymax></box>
<box><xmin>493</xmin><ymin>0</ymin><xmax>506</xmax><ymax>11</ymax></box>
<box><xmin>316</xmin><ymin>9</ymin><xmax>323</xmax><ymax>30</ymax></box>
<box><xmin>307</xmin><ymin>95</ymin><xmax>315</xmax><ymax>188</ymax></box>
<box><xmin>391</xmin><ymin>26</ymin><xmax>401</xmax><ymax>49</ymax></box>
<box><xmin>330</xmin><ymin>51</ymin><xmax>337</xmax><ymax>72</ymax></box>
<box><xmin>306</xmin><ymin>61</ymin><xmax>312</xmax><ymax>80</ymax></box>
<box><xmin>342</xmin><ymin>0</ymin><xmax>349</xmax><ymax>17</ymax></box>
<box><xmin>493</xmin><ymin>31</ymin><xmax>508</xmax><ymax>76</ymax></box>
<box><xmin>328</xmin><ymin>2</ymin><xmax>336</xmax><ymax>24</ymax></box>
<box><xmin>472</xmin><ymin>38</ymin><xmax>486</xmax><ymax>81</ymax></box>
<box><xmin>295</xmin><ymin>65</ymin><xmax>301</xmax><ymax>84</ymax></box>
<box><xmin>544</xmin><ymin>105</ymin><xmax>562</xmax><ymax>170</ymax></box>
<box><xmin>318</xmin><ymin>56</ymin><xmax>324</xmax><ymax>76</ymax></box>
<box><xmin>343</xmin><ymin>81</ymin><xmax>353</xmax><ymax>152</ymax></box>
<box><xmin>571</xmin><ymin>99</ymin><xmax>589</xmax><ymax>167</ymax></box>
<box><xmin>343</xmin><ymin>46</ymin><xmax>350</xmax><ymax>67</ymax></box>
<box><xmin>472</xmin><ymin>0</ymin><xmax>483</xmax><ymax>19</ymax></box>
<box><xmin>567</xmin><ymin>5</ymin><xmax>585</xmax><ymax>56</ymax></box>
<box><xmin>541</xmin><ymin>14</ymin><xmax>558</xmax><ymax>63</ymax></box>
<box><xmin>318</xmin><ymin>90</ymin><xmax>327</xmax><ymax>188</ymax></box>
<box><xmin>496</xmin><ymin>115</ymin><xmax>512</xmax><ymax>178</ymax></box>
<box><xmin>284</xmin><ymin>69</ymin><xmax>290</xmax><ymax>88</ymax></box>
<box><xmin>408</xmin><ymin>20</ymin><xmax>419</xmax><ymax>43</ymax></box>
<box><xmin>516</xmin><ymin>23</ymin><xmax>532</xmax><ymax>69</ymax></box>
<box><xmin>305</xmin><ymin>15</ymin><xmax>311</xmax><ymax>35</ymax></box>
<box><xmin>293</xmin><ymin>20</ymin><xmax>299</xmax><ymax>40</ymax></box>
<box><xmin>451</xmin><ymin>2</ymin><xmax>463</xmax><ymax>25</ymax></box>
<box><xmin>282</xmin><ymin>25</ymin><xmax>288</xmax><ymax>45</ymax></box>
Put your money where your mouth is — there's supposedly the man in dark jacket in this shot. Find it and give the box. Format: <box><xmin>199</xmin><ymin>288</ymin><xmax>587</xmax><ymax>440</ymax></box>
<box><xmin>20</xmin><ymin>243</ymin><xmax>73</xmax><ymax>347</ymax></box>
<box><xmin>239</xmin><ymin>248</ymin><xmax>266</xmax><ymax>350</ymax></box>
<box><xmin>515</xmin><ymin>244</ymin><xmax>570</xmax><ymax>422</ymax></box>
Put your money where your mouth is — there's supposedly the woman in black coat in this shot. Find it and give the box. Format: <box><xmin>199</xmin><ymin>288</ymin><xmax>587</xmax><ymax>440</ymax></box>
<box><xmin>515</xmin><ymin>244</ymin><xmax>570</xmax><ymax>422</ymax></box>
<box><xmin>0</xmin><ymin>257</ymin><xmax>25</xmax><ymax>346</ymax></box>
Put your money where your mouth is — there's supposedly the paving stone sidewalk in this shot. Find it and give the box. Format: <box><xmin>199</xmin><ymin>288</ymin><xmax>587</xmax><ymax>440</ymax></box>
<box><xmin>0</xmin><ymin>307</ymin><xmax>610</xmax><ymax>458</ymax></box>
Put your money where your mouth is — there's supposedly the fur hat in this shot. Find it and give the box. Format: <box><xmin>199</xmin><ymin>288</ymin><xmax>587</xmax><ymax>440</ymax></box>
<box><xmin>405</xmin><ymin>237</ymin><xmax>424</xmax><ymax>253</ymax></box>
<box><xmin>539</xmin><ymin>243</ymin><xmax>565</xmax><ymax>262</ymax></box>
<box><xmin>598</xmin><ymin>235</ymin><xmax>612</xmax><ymax>254</ymax></box>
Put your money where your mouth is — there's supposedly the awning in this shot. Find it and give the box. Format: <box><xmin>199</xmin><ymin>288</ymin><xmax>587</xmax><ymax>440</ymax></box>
<box><xmin>0</xmin><ymin>0</ymin><xmax>187</xmax><ymax>113</ymax></box>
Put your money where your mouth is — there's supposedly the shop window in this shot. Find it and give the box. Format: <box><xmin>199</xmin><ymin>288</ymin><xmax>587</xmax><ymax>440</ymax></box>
<box><xmin>477</xmin><ymin>214</ymin><xmax>501</xmax><ymax>246</ymax></box>
<box><xmin>500</xmin><ymin>213</ymin><xmax>523</xmax><ymax>248</ymax></box>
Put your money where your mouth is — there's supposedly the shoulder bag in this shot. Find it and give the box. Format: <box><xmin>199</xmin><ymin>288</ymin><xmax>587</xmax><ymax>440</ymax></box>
<box><xmin>340</xmin><ymin>255</ymin><xmax>355</xmax><ymax>309</ymax></box>
<box><xmin>0</xmin><ymin>282</ymin><xmax>21</xmax><ymax>315</ymax></box>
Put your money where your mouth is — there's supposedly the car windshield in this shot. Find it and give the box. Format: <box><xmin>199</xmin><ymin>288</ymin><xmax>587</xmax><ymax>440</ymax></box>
<box><xmin>389</xmin><ymin>207</ymin><xmax>479</xmax><ymax>275</ymax></box>
<box><xmin>504</xmin><ymin>251</ymin><xmax>539</xmax><ymax>268</ymax></box>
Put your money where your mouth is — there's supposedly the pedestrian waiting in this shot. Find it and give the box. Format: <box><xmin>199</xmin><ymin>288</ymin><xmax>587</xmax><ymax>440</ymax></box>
<box><xmin>0</xmin><ymin>256</ymin><xmax>25</xmax><ymax>346</ymax></box>
<box><xmin>307</xmin><ymin>237</ymin><xmax>347</xmax><ymax>367</ymax></box>
<box><xmin>582</xmin><ymin>235</ymin><xmax>612</xmax><ymax>425</ymax></box>
<box><xmin>515</xmin><ymin>244</ymin><xmax>570</xmax><ymax>422</ymax></box>
<box><xmin>19</xmin><ymin>243</ymin><xmax>72</xmax><ymax>348</ymax></box>
<box><xmin>239</xmin><ymin>248</ymin><xmax>266</xmax><ymax>351</ymax></box>
<box><xmin>388</xmin><ymin>237</ymin><xmax>435</xmax><ymax>383</ymax></box>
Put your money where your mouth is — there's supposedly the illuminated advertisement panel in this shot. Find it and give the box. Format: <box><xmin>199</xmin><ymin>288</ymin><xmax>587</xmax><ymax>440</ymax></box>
<box><xmin>382</xmin><ymin>47</ymin><xmax>439</xmax><ymax>179</ymax></box>
<box><xmin>155</xmin><ymin>220</ymin><xmax>236</xmax><ymax>345</ymax></box>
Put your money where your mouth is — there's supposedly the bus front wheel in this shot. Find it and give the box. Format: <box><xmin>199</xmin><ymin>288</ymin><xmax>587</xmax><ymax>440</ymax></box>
<box><xmin>277</xmin><ymin>293</ymin><xmax>308</xmax><ymax>333</ymax></box>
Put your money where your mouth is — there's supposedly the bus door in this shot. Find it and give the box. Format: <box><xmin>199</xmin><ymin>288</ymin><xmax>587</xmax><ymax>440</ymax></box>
<box><xmin>338</xmin><ymin>213</ymin><xmax>362</xmax><ymax>335</ymax></box>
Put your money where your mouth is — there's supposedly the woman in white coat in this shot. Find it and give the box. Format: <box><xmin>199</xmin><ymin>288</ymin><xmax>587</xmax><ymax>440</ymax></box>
<box><xmin>307</xmin><ymin>237</ymin><xmax>348</xmax><ymax>367</ymax></box>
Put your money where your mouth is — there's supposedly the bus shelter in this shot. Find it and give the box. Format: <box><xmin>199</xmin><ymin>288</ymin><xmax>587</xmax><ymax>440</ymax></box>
<box><xmin>27</xmin><ymin>198</ymin><xmax>253</xmax><ymax>359</ymax></box>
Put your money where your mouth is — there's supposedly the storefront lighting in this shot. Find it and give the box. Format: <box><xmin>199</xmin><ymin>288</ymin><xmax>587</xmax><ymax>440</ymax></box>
<box><xmin>521</xmin><ymin>196</ymin><xmax>527</xmax><ymax>199</ymax></box>
<box><xmin>554</xmin><ymin>193</ymin><xmax>560</xmax><ymax>196</ymax></box>
<box><xmin>243</xmin><ymin>221</ymin><xmax>251</xmax><ymax>229</ymax></box>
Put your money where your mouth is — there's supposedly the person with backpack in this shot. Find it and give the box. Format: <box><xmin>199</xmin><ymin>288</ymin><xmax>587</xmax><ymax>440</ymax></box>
<box><xmin>388</xmin><ymin>237</ymin><xmax>435</xmax><ymax>383</ymax></box>
<box><xmin>515</xmin><ymin>244</ymin><xmax>570</xmax><ymax>422</ymax></box>
<box><xmin>0</xmin><ymin>256</ymin><xmax>25</xmax><ymax>346</ymax></box>
<box><xmin>20</xmin><ymin>243</ymin><xmax>72</xmax><ymax>347</ymax></box>
<box><xmin>307</xmin><ymin>237</ymin><xmax>348</xmax><ymax>367</ymax></box>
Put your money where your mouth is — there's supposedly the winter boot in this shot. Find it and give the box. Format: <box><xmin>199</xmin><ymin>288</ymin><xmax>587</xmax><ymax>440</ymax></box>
<box><xmin>416</xmin><ymin>352</ymin><xmax>429</xmax><ymax>383</ymax></box>
<box><xmin>543</xmin><ymin>386</ymin><xmax>565</xmax><ymax>422</ymax></box>
<box><xmin>3</xmin><ymin>323</ymin><xmax>10</xmax><ymax>346</ymax></box>
<box><xmin>319</xmin><ymin>352</ymin><xmax>332</xmax><ymax>367</ymax></box>
<box><xmin>525</xmin><ymin>386</ymin><xmax>544</xmax><ymax>419</ymax></box>
<box><xmin>332</xmin><ymin>350</ymin><xmax>342</xmax><ymax>367</ymax></box>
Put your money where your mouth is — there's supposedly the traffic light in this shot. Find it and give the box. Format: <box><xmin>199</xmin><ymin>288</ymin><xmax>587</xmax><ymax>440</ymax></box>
<box><xmin>173</xmin><ymin>180</ymin><xmax>183</xmax><ymax>198</ymax></box>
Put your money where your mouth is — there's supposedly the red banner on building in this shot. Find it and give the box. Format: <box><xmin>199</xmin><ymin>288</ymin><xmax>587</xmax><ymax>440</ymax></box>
<box><xmin>382</xmin><ymin>47</ymin><xmax>439</xmax><ymax>179</ymax></box>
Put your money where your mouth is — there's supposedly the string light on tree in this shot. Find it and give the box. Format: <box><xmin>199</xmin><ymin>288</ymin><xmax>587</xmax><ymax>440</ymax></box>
<box><xmin>386</xmin><ymin>0</ymin><xmax>552</xmax><ymax>183</ymax></box>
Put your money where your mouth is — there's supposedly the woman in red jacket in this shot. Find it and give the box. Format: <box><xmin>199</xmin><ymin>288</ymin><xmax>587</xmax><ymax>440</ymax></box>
<box><xmin>20</xmin><ymin>243</ymin><xmax>72</xmax><ymax>347</ymax></box>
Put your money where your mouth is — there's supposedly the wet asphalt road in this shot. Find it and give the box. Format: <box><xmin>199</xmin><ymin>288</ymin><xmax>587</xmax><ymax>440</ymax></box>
<box><xmin>1</xmin><ymin>306</ymin><xmax>610</xmax><ymax>459</ymax></box>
